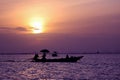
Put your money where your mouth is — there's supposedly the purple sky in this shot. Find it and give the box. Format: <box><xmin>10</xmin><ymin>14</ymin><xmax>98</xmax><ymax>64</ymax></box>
<box><xmin>0</xmin><ymin>0</ymin><xmax>120</xmax><ymax>53</ymax></box>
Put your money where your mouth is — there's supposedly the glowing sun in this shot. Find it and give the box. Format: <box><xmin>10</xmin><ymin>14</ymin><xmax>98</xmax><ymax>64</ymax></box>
<box><xmin>32</xmin><ymin>21</ymin><xmax>43</xmax><ymax>33</ymax></box>
<box><xmin>30</xmin><ymin>18</ymin><xmax>44</xmax><ymax>34</ymax></box>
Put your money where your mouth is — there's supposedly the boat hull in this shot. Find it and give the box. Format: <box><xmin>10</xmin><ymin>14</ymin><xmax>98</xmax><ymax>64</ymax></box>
<box><xmin>32</xmin><ymin>56</ymin><xmax>83</xmax><ymax>62</ymax></box>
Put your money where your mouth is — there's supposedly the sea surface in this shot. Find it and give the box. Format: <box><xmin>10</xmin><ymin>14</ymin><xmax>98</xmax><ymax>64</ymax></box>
<box><xmin>0</xmin><ymin>53</ymin><xmax>120</xmax><ymax>80</ymax></box>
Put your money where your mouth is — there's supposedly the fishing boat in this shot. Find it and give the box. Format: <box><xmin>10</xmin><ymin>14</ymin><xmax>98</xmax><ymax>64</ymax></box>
<box><xmin>32</xmin><ymin>56</ymin><xmax>83</xmax><ymax>62</ymax></box>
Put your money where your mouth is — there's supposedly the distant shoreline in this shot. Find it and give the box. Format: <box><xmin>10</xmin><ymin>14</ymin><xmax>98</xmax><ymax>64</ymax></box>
<box><xmin>0</xmin><ymin>52</ymin><xmax>120</xmax><ymax>55</ymax></box>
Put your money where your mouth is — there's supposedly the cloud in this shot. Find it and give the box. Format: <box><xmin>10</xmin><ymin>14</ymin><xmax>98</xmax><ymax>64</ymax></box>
<box><xmin>0</xmin><ymin>27</ymin><xmax>11</xmax><ymax>30</ymax></box>
<box><xmin>15</xmin><ymin>27</ymin><xmax>28</xmax><ymax>31</ymax></box>
<box><xmin>0</xmin><ymin>26</ymin><xmax>29</xmax><ymax>32</ymax></box>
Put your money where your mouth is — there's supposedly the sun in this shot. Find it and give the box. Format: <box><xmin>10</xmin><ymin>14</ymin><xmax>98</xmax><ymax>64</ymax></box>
<box><xmin>31</xmin><ymin>21</ymin><xmax>43</xmax><ymax>33</ymax></box>
<box><xmin>29</xmin><ymin>18</ymin><xmax>44</xmax><ymax>34</ymax></box>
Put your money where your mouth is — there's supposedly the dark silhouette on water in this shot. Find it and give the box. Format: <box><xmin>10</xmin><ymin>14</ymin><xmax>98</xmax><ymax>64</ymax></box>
<box><xmin>32</xmin><ymin>50</ymin><xmax>83</xmax><ymax>62</ymax></box>
<box><xmin>40</xmin><ymin>49</ymin><xmax>50</xmax><ymax>53</ymax></box>
<box><xmin>32</xmin><ymin>55</ymin><xmax>83</xmax><ymax>62</ymax></box>
<box><xmin>52</xmin><ymin>51</ymin><xmax>58</xmax><ymax>57</ymax></box>
<box><xmin>33</xmin><ymin>54</ymin><xmax>39</xmax><ymax>60</ymax></box>
<box><xmin>66</xmin><ymin>54</ymin><xmax>69</xmax><ymax>59</ymax></box>
<box><xmin>96</xmin><ymin>50</ymin><xmax>100</xmax><ymax>54</ymax></box>
<box><xmin>40</xmin><ymin>49</ymin><xmax>50</xmax><ymax>60</ymax></box>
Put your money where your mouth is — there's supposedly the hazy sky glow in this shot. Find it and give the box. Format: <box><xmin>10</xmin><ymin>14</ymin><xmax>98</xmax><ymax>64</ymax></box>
<box><xmin>0</xmin><ymin>0</ymin><xmax>120</xmax><ymax>53</ymax></box>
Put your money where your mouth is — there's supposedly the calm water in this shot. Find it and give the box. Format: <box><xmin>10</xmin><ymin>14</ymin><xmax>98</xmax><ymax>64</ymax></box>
<box><xmin>0</xmin><ymin>54</ymin><xmax>120</xmax><ymax>80</ymax></box>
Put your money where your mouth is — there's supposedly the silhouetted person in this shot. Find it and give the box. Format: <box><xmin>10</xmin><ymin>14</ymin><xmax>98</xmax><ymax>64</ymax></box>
<box><xmin>66</xmin><ymin>54</ymin><xmax>69</xmax><ymax>59</ymax></box>
<box><xmin>33</xmin><ymin>54</ymin><xmax>39</xmax><ymax>60</ymax></box>
<box><xmin>42</xmin><ymin>53</ymin><xmax>46</xmax><ymax>60</ymax></box>
<box><xmin>40</xmin><ymin>49</ymin><xmax>49</xmax><ymax>60</ymax></box>
<box><xmin>96</xmin><ymin>50</ymin><xmax>100</xmax><ymax>54</ymax></box>
<box><xmin>52</xmin><ymin>51</ymin><xmax>58</xmax><ymax>57</ymax></box>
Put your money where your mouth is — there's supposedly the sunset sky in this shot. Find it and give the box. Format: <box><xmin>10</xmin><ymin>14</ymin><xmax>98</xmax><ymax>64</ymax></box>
<box><xmin>0</xmin><ymin>0</ymin><xmax>120</xmax><ymax>53</ymax></box>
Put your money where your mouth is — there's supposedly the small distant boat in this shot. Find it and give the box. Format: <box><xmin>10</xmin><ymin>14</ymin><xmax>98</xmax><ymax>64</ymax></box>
<box><xmin>32</xmin><ymin>56</ymin><xmax>84</xmax><ymax>62</ymax></box>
